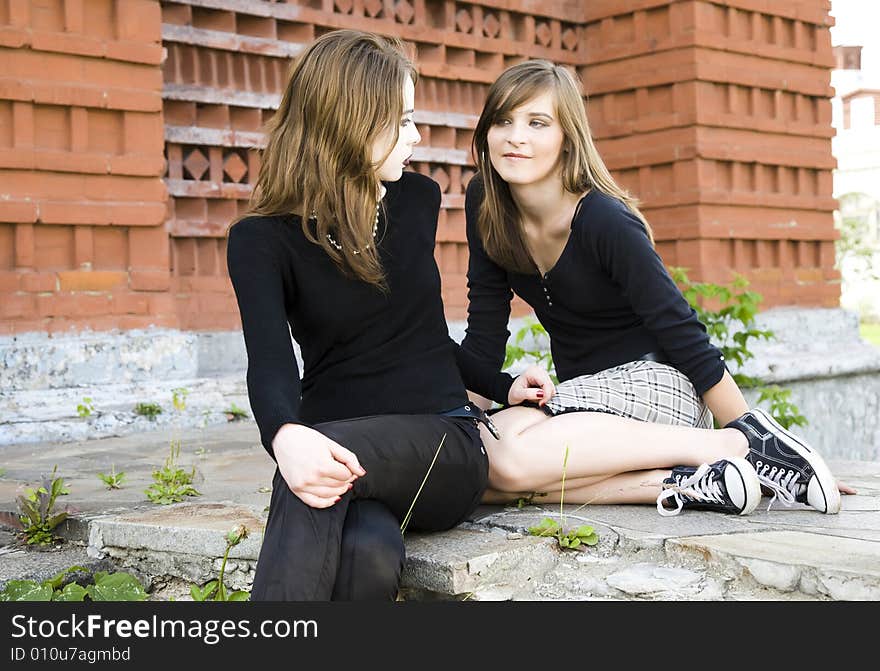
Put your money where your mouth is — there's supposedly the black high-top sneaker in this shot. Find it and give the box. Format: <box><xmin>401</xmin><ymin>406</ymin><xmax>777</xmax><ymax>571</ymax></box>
<box><xmin>725</xmin><ymin>407</ymin><xmax>840</xmax><ymax>514</ymax></box>
<box><xmin>656</xmin><ymin>457</ymin><xmax>761</xmax><ymax>517</ymax></box>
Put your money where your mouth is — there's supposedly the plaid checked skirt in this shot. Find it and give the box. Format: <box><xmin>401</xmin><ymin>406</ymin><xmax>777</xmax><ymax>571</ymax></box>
<box><xmin>542</xmin><ymin>360</ymin><xmax>714</xmax><ymax>429</ymax></box>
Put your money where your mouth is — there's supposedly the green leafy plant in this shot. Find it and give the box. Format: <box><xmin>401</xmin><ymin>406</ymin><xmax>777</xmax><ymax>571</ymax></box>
<box><xmin>670</xmin><ymin>267</ymin><xmax>807</xmax><ymax>430</ymax></box>
<box><xmin>97</xmin><ymin>464</ymin><xmax>126</xmax><ymax>490</ymax></box>
<box><xmin>86</xmin><ymin>571</ymin><xmax>149</xmax><ymax>601</ymax></box>
<box><xmin>504</xmin><ymin>318</ymin><xmax>557</xmax><ymax>383</ymax></box>
<box><xmin>0</xmin><ymin>566</ymin><xmax>147</xmax><ymax>601</ymax></box>
<box><xmin>76</xmin><ymin>397</ymin><xmax>95</xmax><ymax>418</ymax></box>
<box><xmin>668</xmin><ymin>268</ymin><xmax>773</xmax><ymax>388</ymax></box>
<box><xmin>224</xmin><ymin>403</ymin><xmax>249</xmax><ymax>421</ymax></box>
<box><xmin>527</xmin><ymin>446</ymin><xmax>599</xmax><ymax>550</ymax></box>
<box><xmin>513</xmin><ymin>491</ymin><xmax>547</xmax><ymax>509</ymax></box>
<box><xmin>134</xmin><ymin>402</ymin><xmax>163</xmax><ymax>420</ymax></box>
<box><xmin>756</xmin><ymin>385</ymin><xmax>807</xmax><ymax>430</ymax></box>
<box><xmin>144</xmin><ymin>441</ymin><xmax>200</xmax><ymax>505</ymax></box>
<box><xmin>1</xmin><ymin>465</ymin><xmax>72</xmax><ymax>546</ymax></box>
<box><xmin>529</xmin><ymin>517</ymin><xmax>598</xmax><ymax>549</ymax></box>
<box><xmin>172</xmin><ymin>387</ymin><xmax>189</xmax><ymax>412</ymax></box>
<box><xmin>190</xmin><ymin>525</ymin><xmax>250</xmax><ymax>602</ymax></box>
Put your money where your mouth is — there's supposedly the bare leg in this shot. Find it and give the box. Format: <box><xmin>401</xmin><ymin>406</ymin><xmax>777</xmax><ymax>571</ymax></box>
<box><xmin>482</xmin><ymin>470</ymin><xmax>669</xmax><ymax>505</ymax></box>
<box><xmin>479</xmin><ymin>406</ymin><xmax>748</xmax><ymax>492</ymax></box>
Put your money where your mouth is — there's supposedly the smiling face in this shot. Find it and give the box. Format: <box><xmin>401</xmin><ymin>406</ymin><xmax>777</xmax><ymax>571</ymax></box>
<box><xmin>372</xmin><ymin>76</ymin><xmax>421</xmax><ymax>183</ymax></box>
<box><xmin>486</xmin><ymin>89</ymin><xmax>566</xmax><ymax>189</ymax></box>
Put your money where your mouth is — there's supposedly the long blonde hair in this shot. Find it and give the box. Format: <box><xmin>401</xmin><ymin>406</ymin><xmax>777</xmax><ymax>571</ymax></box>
<box><xmin>472</xmin><ymin>60</ymin><xmax>653</xmax><ymax>274</ymax></box>
<box><xmin>242</xmin><ymin>30</ymin><xmax>417</xmax><ymax>288</ymax></box>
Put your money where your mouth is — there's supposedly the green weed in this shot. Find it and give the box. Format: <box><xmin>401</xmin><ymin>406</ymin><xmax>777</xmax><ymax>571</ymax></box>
<box><xmin>505</xmin><ymin>318</ymin><xmax>557</xmax><ymax>383</ymax></box>
<box><xmin>144</xmin><ymin>441</ymin><xmax>200</xmax><ymax>505</ymax></box>
<box><xmin>134</xmin><ymin>402</ymin><xmax>163</xmax><ymax>420</ymax></box>
<box><xmin>670</xmin><ymin>267</ymin><xmax>807</xmax><ymax>429</ymax></box>
<box><xmin>171</xmin><ymin>387</ymin><xmax>189</xmax><ymax>412</ymax></box>
<box><xmin>513</xmin><ymin>491</ymin><xmax>547</xmax><ymax>509</ymax></box>
<box><xmin>0</xmin><ymin>465</ymin><xmax>72</xmax><ymax>546</ymax></box>
<box><xmin>76</xmin><ymin>397</ymin><xmax>95</xmax><ymax>418</ymax></box>
<box><xmin>0</xmin><ymin>566</ymin><xmax>147</xmax><ymax>601</ymax></box>
<box><xmin>224</xmin><ymin>403</ymin><xmax>249</xmax><ymax>421</ymax></box>
<box><xmin>190</xmin><ymin>525</ymin><xmax>250</xmax><ymax>602</ymax></box>
<box><xmin>527</xmin><ymin>446</ymin><xmax>599</xmax><ymax>550</ymax></box>
<box><xmin>97</xmin><ymin>464</ymin><xmax>126</xmax><ymax>490</ymax></box>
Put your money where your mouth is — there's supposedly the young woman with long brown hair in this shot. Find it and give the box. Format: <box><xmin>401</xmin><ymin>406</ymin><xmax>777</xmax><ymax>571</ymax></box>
<box><xmin>456</xmin><ymin>60</ymin><xmax>853</xmax><ymax>517</ymax></box>
<box><xmin>226</xmin><ymin>30</ymin><xmax>493</xmax><ymax>601</ymax></box>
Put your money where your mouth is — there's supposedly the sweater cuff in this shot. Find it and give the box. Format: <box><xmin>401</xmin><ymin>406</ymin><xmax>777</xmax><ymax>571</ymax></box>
<box><xmin>691</xmin><ymin>359</ymin><xmax>727</xmax><ymax>397</ymax></box>
<box><xmin>491</xmin><ymin>372</ymin><xmax>516</xmax><ymax>406</ymax></box>
<box><xmin>260</xmin><ymin>415</ymin><xmax>301</xmax><ymax>462</ymax></box>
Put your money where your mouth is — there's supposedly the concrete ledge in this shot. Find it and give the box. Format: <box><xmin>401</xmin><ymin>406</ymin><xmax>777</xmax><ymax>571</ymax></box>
<box><xmin>87</xmin><ymin>503</ymin><xmax>266</xmax><ymax>591</ymax></box>
<box><xmin>666</xmin><ymin>531</ymin><xmax>880</xmax><ymax>600</ymax></box>
<box><xmin>2</xmin><ymin>392</ymin><xmax>879</xmax><ymax>601</ymax></box>
<box><xmin>5</xmin><ymin>308</ymin><xmax>879</xmax><ymax>457</ymax></box>
<box><xmin>1</xmin><ymin>330</ymin><xmax>200</xmax><ymax>391</ymax></box>
<box><xmin>402</xmin><ymin>527</ymin><xmax>558</xmax><ymax>596</ymax></box>
<box><xmin>0</xmin><ymin>374</ymin><xmax>250</xmax><ymax>446</ymax></box>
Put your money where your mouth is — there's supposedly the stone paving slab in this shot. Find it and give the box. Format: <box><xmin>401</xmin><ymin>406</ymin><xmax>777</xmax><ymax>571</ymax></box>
<box><xmin>402</xmin><ymin>527</ymin><xmax>558</xmax><ymax>596</ymax></box>
<box><xmin>89</xmin><ymin>502</ymin><xmax>266</xmax><ymax>559</ymax></box>
<box><xmin>3</xmin><ymin>420</ymin><xmax>880</xmax><ymax>600</ymax></box>
<box><xmin>666</xmin><ymin>530</ymin><xmax>880</xmax><ymax>600</ymax></box>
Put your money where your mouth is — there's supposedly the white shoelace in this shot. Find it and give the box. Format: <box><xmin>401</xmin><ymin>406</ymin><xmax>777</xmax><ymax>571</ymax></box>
<box><xmin>753</xmin><ymin>459</ymin><xmax>799</xmax><ymax>511</ymax></box>
<box><xmin>656</xmin><ymin>464</ymin><xmax>725</xmax><ymax>517</ymax></box>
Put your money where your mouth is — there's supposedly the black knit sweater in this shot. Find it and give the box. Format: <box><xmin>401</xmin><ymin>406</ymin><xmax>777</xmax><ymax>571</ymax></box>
<box><xmin>456</xmin><ymin>177</ymin><xmax>727</xmax><ymax>405</ymax></box>
<box><xmin>227</xmin><ymin>171</ymin><xmax>486</xmax><ymax>458</ymax></box>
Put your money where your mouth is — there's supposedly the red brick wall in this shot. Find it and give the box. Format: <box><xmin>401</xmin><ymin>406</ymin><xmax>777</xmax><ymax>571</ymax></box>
<box><xmin>0</xmin><ymin>0</ymin><xmax>840</xmax><ymax>335</ymax></box>
<box><xmin>583</xmin><ymin>0</ymin><xmax>838</xmax><ymax>308</ymax></box>
<box><xmin>0</xmin><ymin>0</ymin><xmax>169</xmax><ymax>334</ymax></box>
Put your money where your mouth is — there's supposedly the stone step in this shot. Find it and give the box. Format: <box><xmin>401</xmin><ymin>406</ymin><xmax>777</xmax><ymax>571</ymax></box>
<box><xmin>3</xmin><ymin>422</ymin><xmax>878</xmax><ymax>602</ymax></box>
<box><xmin>0</xmin><ymin>375</ymin><xmax>251</xmax><ymax>446</ymax></box>
<box><xmin>69</xmin><ymin>497</ymin><xmax>880</xmax><ymax>601</ymax></box>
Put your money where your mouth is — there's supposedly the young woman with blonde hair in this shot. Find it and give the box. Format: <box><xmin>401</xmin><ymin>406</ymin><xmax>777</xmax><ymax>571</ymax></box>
<box><xmin>456</xmin><ymin>60</ymin><xmax>852</xmax><ymax>517</ymax></box>
<box><xmin>227</xmin><ymin>30</ymin><xmax>492</xmax><ymax>601</ymax></box>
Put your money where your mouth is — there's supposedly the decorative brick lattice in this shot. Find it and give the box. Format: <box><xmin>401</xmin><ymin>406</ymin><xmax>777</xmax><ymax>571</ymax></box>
<box><xmin>0</xmin><ymin>1</ymin><xmax>840</xmax><ymax>334</ymax></box>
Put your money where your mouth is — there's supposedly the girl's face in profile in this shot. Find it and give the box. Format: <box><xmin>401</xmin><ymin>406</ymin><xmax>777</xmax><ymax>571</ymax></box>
<box><xmin>373</xmin><ymin>76</ymin><xmax>421</xmax><ymax>183</ymax></box>
<box><xmin>486</xmin><ymin>89</ymin><xmax>565</xmax><ymax>189</ymax></box>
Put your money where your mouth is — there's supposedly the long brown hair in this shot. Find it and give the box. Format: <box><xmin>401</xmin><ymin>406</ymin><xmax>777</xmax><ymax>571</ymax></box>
<box><xmin>241</xmin><ymin>30</ymin><xmax>417</xmax><ymax>288</ymax></box>
<box><xmin>472</xmin><ymin>60</ymin><xmax>653</xmax><ymax>274</ymax></box>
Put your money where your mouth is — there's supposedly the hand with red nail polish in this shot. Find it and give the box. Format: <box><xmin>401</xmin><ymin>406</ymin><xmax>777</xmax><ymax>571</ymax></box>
<box><xmin>507</xmin><ymin>364</ymin><xmax>556</xmax><ymax>407</ymax></box>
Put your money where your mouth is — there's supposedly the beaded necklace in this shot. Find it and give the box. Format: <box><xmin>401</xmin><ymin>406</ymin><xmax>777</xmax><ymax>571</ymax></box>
<box><xmin>317</xmin><ymin>202</ymin><xmax>381</xmax><ymax>255</ymax></box>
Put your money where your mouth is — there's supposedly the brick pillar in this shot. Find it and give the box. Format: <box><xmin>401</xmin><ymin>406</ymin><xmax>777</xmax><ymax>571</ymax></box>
<box><xmin>582</xmin><ymin>0</ymin><xmax>838</xmax><ymax>308</ymax></box>
<box><xmin>0</xmin><ymin>0</ymin><xmax>169</xmax><ymax>335</ymax></box>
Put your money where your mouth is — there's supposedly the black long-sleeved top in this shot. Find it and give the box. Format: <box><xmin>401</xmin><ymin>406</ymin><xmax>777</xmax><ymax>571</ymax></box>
<box><xmin>456</xmin><ymin>177</ymin><xmax>726</xmax><ymax>405</ymax></box>
<box><xmin>227</xmin><ymin>172</ymin><xmax>479</xmax><ymax>459</ymax></box>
